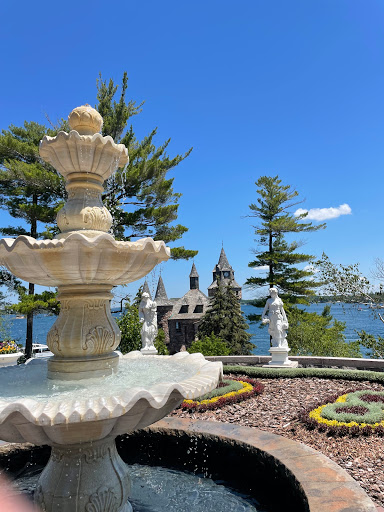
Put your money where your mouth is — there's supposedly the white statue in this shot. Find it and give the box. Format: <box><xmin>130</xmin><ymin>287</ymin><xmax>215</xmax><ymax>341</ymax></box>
<box><xmin>261</xmin><ymin>287</ymin><xmax>289</xmax><ymax>348</ymax></box>
<box><xmin>139</xmin><ymin>292</ymin><xmax>158</xmax><ymax>354</ymax></box>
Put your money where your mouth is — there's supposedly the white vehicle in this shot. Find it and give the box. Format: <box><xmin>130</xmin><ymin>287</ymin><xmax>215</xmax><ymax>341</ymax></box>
<box><xmin>32</xmin><ymin>343</ymin><xmax>53</xmax><ymax>357</ymax></box>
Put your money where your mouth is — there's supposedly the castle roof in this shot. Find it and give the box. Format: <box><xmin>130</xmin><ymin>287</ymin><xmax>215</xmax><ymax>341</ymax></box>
<box><xmin>169</xmin><ymin>288</ymin><xmax>209</xmax><ymax>320</ymax></box>
<box><xmin>207</xmin><ymin>277</ymin><xmax>241</xmax><ymax>290</ymax></box>
<box><xmin>212</xmin><ymin>247</ymin><xmax>232</xmax><ymax>272</ymax></box>
<box><xmin>142</xmin><ymin>280</ymin><xmax>152</xmax><ymax>299</ymax></box>
<box><xmin>189</xmin><ymin>263</ymin><xmax>199</xmax><ymax>278</ymax></box>
<box><xmin>154</xmin><ymin>275</ymin><xmax>173</xmax><ymax>306</ymax></box>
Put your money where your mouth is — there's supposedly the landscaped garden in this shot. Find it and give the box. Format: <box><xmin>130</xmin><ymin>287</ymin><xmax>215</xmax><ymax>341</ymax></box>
<box><xmin>172</xmin><ymin>366</ymin><xmax>384</xmax><ymax>509</ymax></box>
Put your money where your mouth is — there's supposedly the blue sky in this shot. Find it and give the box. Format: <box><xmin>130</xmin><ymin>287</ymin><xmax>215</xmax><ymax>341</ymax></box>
<box><xmin>1</xmin><ymin>0</ymin><xmax>384</xmax><ymax>303</ymax></box>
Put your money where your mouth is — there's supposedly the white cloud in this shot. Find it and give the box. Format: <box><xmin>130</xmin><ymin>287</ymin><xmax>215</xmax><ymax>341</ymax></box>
<box><xmin>294</xmin><ymin>203</ymin><xmax>352</xmax><ymax>221</ymax></box>
<box><xmin>257</xmin><ymin>265</ymin><xmax>269</xmax><ymax>271</ymax></box>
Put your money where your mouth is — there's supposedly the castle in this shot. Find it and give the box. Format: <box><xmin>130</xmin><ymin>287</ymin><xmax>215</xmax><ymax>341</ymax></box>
<box><xmin>148</xmin><ymin>248</ymin><xmax>241</xmax><ymax>353</ymax></box>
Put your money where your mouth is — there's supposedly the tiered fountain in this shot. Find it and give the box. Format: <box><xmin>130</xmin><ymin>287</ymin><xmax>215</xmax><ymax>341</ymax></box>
<box><xmin>0</xmin><ymin>105</ymin><xmax>222</xmax><ymax>511</ymax></box>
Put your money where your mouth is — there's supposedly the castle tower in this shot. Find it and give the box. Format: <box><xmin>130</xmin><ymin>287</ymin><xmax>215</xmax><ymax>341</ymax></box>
<box><xmin>189</xmin><ymin>263</ymin><xmax>199</xmax><ymax>290</ymax></box>
<box><xmin>208</xmin><ymin>247</ymin><xmax>242</xmax><ymax>299</ymax></box>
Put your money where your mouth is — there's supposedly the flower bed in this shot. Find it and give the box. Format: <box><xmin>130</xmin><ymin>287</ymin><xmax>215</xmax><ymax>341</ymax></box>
<box><xmin>300</xmin><ymin>389</ymin><xmax>384</xmax><ymax>436</ymax></box>
<box><xmin>181</xmin><ymin>377</ymin><xmax>264</xmax><ymax>412</ymax></box>
<box><xmin>0</xmin><ymin>340</ymin><xmax>19</xmax><ymax>354</ymax></box>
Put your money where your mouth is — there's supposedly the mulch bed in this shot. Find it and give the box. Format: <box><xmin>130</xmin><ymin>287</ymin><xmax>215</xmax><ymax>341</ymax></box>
<box><xmin>169</xmin><ymin>375</ymin><xmax>384</xmax><ymax>509</ymax></box>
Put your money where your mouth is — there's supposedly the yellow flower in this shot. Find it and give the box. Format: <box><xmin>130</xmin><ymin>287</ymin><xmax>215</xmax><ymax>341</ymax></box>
<box><xmin>183</xmin><ymin>380</ymin><xmax>254</xmax><ymax>407</ymax></box>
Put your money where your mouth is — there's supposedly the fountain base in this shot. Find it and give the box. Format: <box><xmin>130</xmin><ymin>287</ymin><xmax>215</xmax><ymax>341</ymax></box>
<box><xmin>34</xmin><ymin>436</ymin><xmax>131</xmax><ymax>512</ymax></box>
<box><xmin>47</xmin><ymin>351</ymin><xmax>120</xmax><ymax>380</ymax></box>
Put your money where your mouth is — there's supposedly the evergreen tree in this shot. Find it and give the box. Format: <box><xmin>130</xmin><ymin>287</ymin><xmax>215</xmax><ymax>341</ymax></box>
<box><xmin>246</xmin><ymin>176</ymin><xmax>326</xmax><ymax>308</ymax></box>
<box><xmin>198</xmin><ymin>283</ymin><xmax>253</xmax><ymax>355</ymax></box>
<box><xmin>0</xmin><ymin>122</ymin><xmax>64</xmax><ymax>357</ymax></box>
<box><xmin>97</xmin><ymin>73</ymin><xmax>197</xmax><ymax>259</ymax></box>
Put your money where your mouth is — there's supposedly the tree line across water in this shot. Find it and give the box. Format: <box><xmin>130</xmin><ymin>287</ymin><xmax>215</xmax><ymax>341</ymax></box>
<box><xmin>0</xmin><ymin>73</ymin><xmax>382</xmax><ymax>359</ymax></box>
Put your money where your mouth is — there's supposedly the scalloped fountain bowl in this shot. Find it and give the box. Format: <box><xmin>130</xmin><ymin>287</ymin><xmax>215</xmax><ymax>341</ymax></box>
<box><xmin>0</xmin><ymin>234</ymin><xmax>170</xmax><ymax>286</ymax></box>
<box><xmin>0</xmin><ymin>352</ymin><xmax>222</xmax><ymax>511</ymax></box>
<box><xmin>0</xmin><ymin>352</ymin><xmax>222</xmax><ymax>445</ymax></box>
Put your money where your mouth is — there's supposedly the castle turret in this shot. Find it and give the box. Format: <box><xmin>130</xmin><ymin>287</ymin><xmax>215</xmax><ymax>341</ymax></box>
<box><xmin>189</xmin><ymin>263</ymin><xmax>199</xmax><ymax>290</ymax></box>
<box><xmin>208</xmin><ymin>247</ymin><xmax>242</xmax><ymax>299</ymax></box>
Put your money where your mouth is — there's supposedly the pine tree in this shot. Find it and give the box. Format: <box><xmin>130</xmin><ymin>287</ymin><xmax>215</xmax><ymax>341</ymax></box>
<box><xmin>245</xmin><ymin>176</ymin><xmax>326</xmax><ymax>307</ymax></box>
<box><xmin>198</xmin><ymin>283</ymin><xmax>253</xmax><ymax>355</ymax></box>
<box><xmin>0</xmin><ymin>122</ymin><xmax>64</xmax><ymax>357</ymax></box>
<box><xmin>97</xmin><ymin>72</ymin><xmax>197</xmax><ymax>259</ymax></box>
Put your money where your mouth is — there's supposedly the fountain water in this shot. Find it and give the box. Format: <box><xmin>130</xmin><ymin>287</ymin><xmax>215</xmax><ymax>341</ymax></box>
<box><xmin>0</xmin><ymin>105</ymin><xmax>222</xmax><ymax>511</ymax></box>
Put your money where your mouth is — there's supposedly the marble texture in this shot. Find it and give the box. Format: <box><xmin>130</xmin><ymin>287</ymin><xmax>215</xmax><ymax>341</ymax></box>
<box><xmin>0</xmin><ymin>234</ymin><xmax>170</xmax><ymax>287</ymax></box>
<box><xmin>0</xmin><ymin>352</ymin><xmax>223</xmax><ymax>445</ymax></box>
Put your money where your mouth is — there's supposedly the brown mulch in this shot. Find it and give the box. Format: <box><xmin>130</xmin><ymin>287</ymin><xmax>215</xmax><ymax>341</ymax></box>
<box><xmin>169</xmin><ymin>376</ymin><xmax>384</xmax><ymax>509</ymax></box>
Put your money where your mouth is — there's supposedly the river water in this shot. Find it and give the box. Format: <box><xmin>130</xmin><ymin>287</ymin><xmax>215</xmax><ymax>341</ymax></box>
<box><xmin>4</xmin><ymin>303</ymin><xmax>384</xmax><ymax>358</ymax></box>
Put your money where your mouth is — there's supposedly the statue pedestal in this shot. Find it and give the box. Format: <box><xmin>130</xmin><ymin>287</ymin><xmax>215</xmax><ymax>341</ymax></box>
<box><xmin>263</xmin><ymin>347</ymin><xmax>298</xmax><ymax>368</ymax></box>
<box><xmin>140</xmin><ymin>347</ymin><xmax>158</xmax><ymax>355</ymax></box>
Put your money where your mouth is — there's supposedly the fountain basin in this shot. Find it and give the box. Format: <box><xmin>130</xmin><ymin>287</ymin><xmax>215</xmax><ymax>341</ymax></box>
<box><xmin>0</xmin><ymin>352</ymin><xmax>222</xmax><ymax>445</ymax></box>
<box><xmin>0</xmin><ymin>234</ymin><xmax>170</xmax><ymax>286</ymax></box>
<box><xmin>1</xmin><ymin>418</ymin><xmax>376</xmax><ymax>512</ymax></box>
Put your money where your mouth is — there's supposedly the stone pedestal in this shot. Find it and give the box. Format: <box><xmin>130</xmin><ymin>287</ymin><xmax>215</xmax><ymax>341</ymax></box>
<box><xmin>263</xmin><ymin>347</ymin><xmax>298</xmax><ymax>368</ymax></box>
<box><xmin>46</xmin><ymin>284</ymin><xmax>121</xmax><ymax>380</ymax></box>
<box><xmin>34</xmin><ymin>437</ymin><xmax>132</xmax><ymax>512</ymax></box>
<box><xmin>140</xmin><ymin>347</ymin><xmax>158</xmax><ymax>355</ymax></box>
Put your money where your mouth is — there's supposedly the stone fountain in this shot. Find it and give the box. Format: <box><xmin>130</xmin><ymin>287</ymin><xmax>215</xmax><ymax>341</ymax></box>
<box><xmin>0</xmin><ymin>105</ymin><xmax>222</xmax><ymax>511</ymax></box>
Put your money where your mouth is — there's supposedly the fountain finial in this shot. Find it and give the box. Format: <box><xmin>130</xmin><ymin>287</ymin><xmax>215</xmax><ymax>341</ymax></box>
<box><xmin>68</xmin><ymin>104</ymin><xmax>103</xmax><ymax>135</ymax></box>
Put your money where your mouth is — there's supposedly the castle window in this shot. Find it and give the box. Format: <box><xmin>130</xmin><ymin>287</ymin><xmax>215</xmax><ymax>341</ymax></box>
<box><xmin>193</xmin><ymin>305</ymin><xmax>203</xmax><ymax>313</ymax></box>
<box><xmin>179</xmin><ymin>305</ymin><xmax>188</xmax><ymax>313</ymax></box>
<box><xmin>176</xmin><ymin>321</ymin><xmax>181</xmax><ymax>331</ymax></box>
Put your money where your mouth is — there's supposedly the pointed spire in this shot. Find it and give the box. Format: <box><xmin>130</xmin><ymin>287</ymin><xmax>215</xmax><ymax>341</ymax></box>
<box><xmin>155</xmin><ymin>275</ymin><xmax>168</xmax><ymax>301</ymax></box>
<box><xmin>142</xmin><ymin>280</ymin><xmax>152</xmax><ymax>299</ymax></box>
<box><xmin>217</xmin><ymin>247</ymin><xmax>232</xmax><ymax>271</ymax></box>
<box><xmin>189</xmin><ymin>262</ymin><xmax>199</xmax><ymax>278</ymax></box>
<box><xmin>189</xmin><ymin>262</ymin><xmax>199</xmax><ymax>290</ymax></box>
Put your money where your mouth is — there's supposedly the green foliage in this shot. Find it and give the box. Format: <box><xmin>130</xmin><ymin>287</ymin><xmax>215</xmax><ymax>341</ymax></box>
<box><xmin>287</xmin><ymin>305</ymin><xmax>361</xmax><ymax>357</ymax></box>
<box><xmin>316</xmin><ymin>253</ymin><xmax>372</xmax><ymax>302</ymax></box>
<box><xmin>196</xmin><ymin>379</ymin><xmax>243</xmax><ymax>400</ymax></box>
<box><xmin>117</xmin><ymin>300</ymin><xmax>142</xmax><ymax>354</ymax></box>
<box><xmin>188</xmin><ymin>333</ymin><xmax>231</xmax><ymax>356</ymax></box>
<box><xmin>316</xmin><ymin>254</ymin><xmax>384</xmax><ymax>358</ymax></box>
<box><xmin>9</xmin><ymin>288</ymin><xmax>59</xmax><ymax>316</ymax></box>
<box><xmin>154</xmin><ymin>328</ymin><xmax>169</xmax><ymax>355</ymax></box>
<box><xmin>198</xmin><ymin>284</ymin><xmax>253</xmax><ymax>355</ymax></box>
<box><xmin>224</xmin><ymin>365</ymin><xmax>384</xmax><ymax>382</ymax></box>
<box><xmin>357</xmin><ymin>330</ymin><xmax>384</xmax><ymax>359</ymax></box>
<box><xmin>97</xmin><ymin>72</ymin><xmax>197</xmax><ymax>260</ymax></box>
<box><xmin>246</xmin><ymin>176</ymin><xmax>326</xmax><ymax>305</ymax></box>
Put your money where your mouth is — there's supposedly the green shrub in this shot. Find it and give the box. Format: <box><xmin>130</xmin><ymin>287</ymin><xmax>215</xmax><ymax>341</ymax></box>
<box><xmin>223</xmin><ymin>365</ymin><xmax>384</xmax><ymax>383</ymax></box>
<box><xmin>188</xmin><ymin>334</ymin><xmax>231</xmax><ymax>356</ymax></box>
<box><xmin>154</xmin><ymin>328</ymin><xmax>169</xmax><ymax>355</ymax></box>
<box><xmin>117</xmin><ymin>301</ymin><xmax>141</xmax><ymax>354</ymax></box>
<box><xmin>287</xmin><ymin>305</ymin><xmax>361</xmax><ymax>358</ymax></box>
